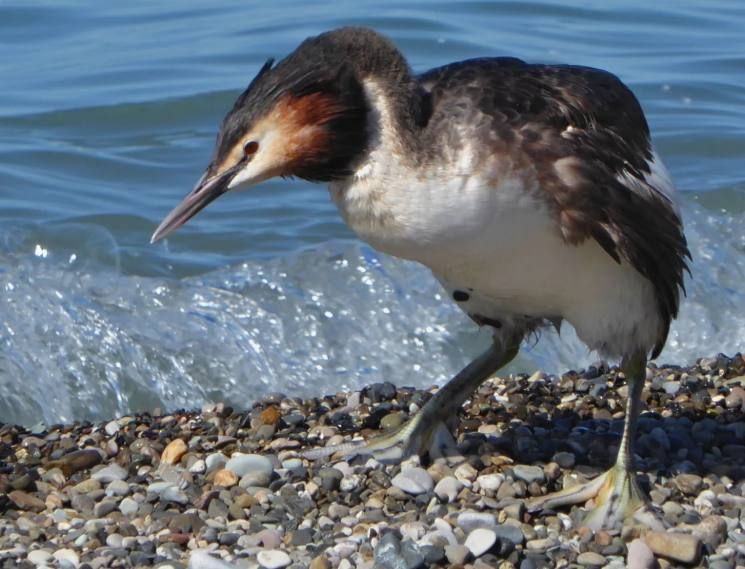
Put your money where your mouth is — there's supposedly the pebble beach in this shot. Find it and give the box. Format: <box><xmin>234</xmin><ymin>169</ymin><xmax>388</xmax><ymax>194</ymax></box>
<box><xmin>2</xmin><ymin>354</ymin><xmax>745</xmax><ymax>569</ymax></box>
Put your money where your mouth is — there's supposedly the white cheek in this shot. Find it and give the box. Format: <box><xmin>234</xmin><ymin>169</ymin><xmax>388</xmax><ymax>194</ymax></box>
<box><xmin>228</xmin><ymin>162</ymin><xmax>263</xmax><ymax>190</ymax></box>
<box><xmin>227</xmin><ymin>132</ymin><xmax>282</xmax><ymax>190</ymax></box>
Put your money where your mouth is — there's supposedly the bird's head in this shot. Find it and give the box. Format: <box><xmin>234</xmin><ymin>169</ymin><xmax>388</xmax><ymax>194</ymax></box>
<box><xmin>151</xmin><ymin>44</ymin><xmax>371</xmax><ymax>242</ymax></box>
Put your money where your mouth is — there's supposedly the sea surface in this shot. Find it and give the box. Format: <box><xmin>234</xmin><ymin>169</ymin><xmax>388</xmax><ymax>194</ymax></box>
<box><xmin>1</xmin><ymin>1</ymin><xmax>744</xmax><ymax>426</ymax></box>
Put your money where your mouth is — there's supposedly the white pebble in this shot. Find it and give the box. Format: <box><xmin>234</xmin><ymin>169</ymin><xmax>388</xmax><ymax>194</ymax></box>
<box><xmin>434</xmin><ymin>476</ymin><xmax>462</xmax><ymax>502</ymax></box>
<box><xmin>257</xmin><ymin>549</ymin><xmax>291</xmax><ymax>569</ymax></box>
<box><xmin>104</xmin><ymin>420</ymin><xmax>120</xmax><ymax>436</ymax></box>
<box><xmin>27</xmin><ymin>549</ymin><xmax>53</xmax><ymax>566</ymax></box>
<box><xmin>465</xmin><ymin>527</ymin><xmax>497</xmax><ymax>557</ymax></box>
<box><xmin>476</xmin><ymin>473</ymin><xmax>504</xmax><ymax>492</ymax></box>
<box><xmin>226</xmin><ymin>453</ymin><xmax>274</xmax><ymax>478</ymax></box>
<box><xmin>53</xmin><ymin>548</ymin><xmax>79</xmax><ymax>568</ymax></box>
<box><xmin>188</xmin><ymin>551</ymin><xmax>238</xmax><ymax>569</ymax></box>
<box><xmin>391</xmin><ymin>467</ymin><xmax>433</xmax><ymax>495</ymax></box>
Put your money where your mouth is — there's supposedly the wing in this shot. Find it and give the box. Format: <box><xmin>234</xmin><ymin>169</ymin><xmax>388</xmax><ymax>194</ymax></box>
<box><xmin>419</xmin><ymin>59</ymin><xmax>690</xmax><ymax>357</ymax></box>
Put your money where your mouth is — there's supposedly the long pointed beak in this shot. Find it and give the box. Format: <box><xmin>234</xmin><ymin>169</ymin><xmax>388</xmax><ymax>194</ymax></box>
<box><xmin>151</xmin><ymin>165</ymin><xmax>238</xmax><ymax>243</ymax></box>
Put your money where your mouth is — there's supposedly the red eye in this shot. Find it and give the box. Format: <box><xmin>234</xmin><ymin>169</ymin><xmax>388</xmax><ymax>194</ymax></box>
<box><xmin>243</xmin><ymin>141</ymin><xmax>259</xmax><ymax>157</ymax></box>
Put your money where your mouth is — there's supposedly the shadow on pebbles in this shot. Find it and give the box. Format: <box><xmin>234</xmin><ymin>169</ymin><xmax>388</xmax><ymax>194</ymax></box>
<box><xmin>1</xmin><ymin>354</ymin><xmax>745</xmax><ymax>569</ymax></box>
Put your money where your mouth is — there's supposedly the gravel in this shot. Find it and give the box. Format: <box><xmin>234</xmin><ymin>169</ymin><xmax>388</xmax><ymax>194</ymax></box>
<box><xmin>1</xmin><ymin>354</ymin><xmax>744</xmax><ymax>568</ymax></box>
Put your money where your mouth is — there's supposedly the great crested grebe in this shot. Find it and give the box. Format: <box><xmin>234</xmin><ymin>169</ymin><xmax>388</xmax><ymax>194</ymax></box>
<box><xmin>153</xmin><ymin>27</ymin><xmax>689</xmax><ymax>529</ymax></box>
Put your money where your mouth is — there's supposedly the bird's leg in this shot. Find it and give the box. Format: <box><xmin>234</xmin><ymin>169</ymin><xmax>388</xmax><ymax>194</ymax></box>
<box><xmin>303</xmin><ymin>341</ymin><xmax>519</xmax><ymax>463</ymax></box>
<box><xmin>528</xmin><ymin>352</ymin><xmax>663</xmax><ymax>530</ymax></box>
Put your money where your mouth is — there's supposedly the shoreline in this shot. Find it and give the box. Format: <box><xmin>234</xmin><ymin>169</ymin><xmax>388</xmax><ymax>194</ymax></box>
<box><xmin>1</xmin><ymin>354</ymin><xmax>744</xmax><ymax>569</ymax></box>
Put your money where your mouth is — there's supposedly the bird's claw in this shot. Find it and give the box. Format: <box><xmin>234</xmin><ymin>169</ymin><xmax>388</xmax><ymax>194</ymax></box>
<box><xmin>528</xmin><ymin>464</ymin><xmax>665</xmax><ymax>530</ymax></box>
<box><xmin>302</xmin><ymin>411</ymin><xmax>461</xmax><ymax>464</ymax></box>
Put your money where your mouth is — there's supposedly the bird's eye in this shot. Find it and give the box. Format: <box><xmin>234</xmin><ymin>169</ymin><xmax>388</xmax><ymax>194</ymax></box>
<box><xmin>243</xmin><ymin>141</ymin><xmax>259</xmax><ymax>157</ymax></box>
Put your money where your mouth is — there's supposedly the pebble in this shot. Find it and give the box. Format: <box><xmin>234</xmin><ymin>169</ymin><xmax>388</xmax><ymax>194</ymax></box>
<box><xmin>512</xmin><ymin>465</ymin><xmax>545</xmax><ymax>484</ymax></box>
<box><xmin>494</xmin><ymin>524</ymin><xmax>525</xmax><ymax>546</ymax></box>
<box><xmin>161</xmin><ymin>438</ymin><xmax>188</xmax><ymax>465</ymax></box>
<box><xmin>576</xmin><ymin>551</ymin><xmax>606</xmax><ymax>566</ymax></box>
<box><xmin>226</xmin><ymin>452</ymin><xmax>273</xmax><ymax>476</ymax></box>
<box><xmin>674</xmin><ymin>473</ymin><xmax>703</xmax><ymax>495</ymax></box>
<box><xmin>106</xmin><ymin>479</ymin><xmax>129</xmax><ymax>496</ymax></box>
<box><xmin>391</xmin><ymin>467</ymin><xmax>433</xmax><ymax>495</ymax></box>
<box><xmin>643</xmin><ymin>531</ymin><xmax>702</xmax><ymax>564</ymax></box>
<box><xmin>8</xmin><ymin>490</ymin><xmax>46</xmax><ymax>512</ymax></box>
<box><xmin>476</xmin><ymin>473</ymin><xmax>504</xmax><ymax>492</ymax></box>
<box><xmin>27</xmin><ymin>549</ymin><xmax>53</xmax><ymax>565</ymax></box>
<box><xmin>457</xmin><ymin>512</ymin><xmax>497</xmax><ymax>532</ymax></box>
<box><xmin>119</xmin><ymin>497</ymin><xmax>139</xmax><ymax>516</ymax></box>
<box><xmin>552</xmin><ymin>451</ymin><xmax>575</xmax><ymax>469</ymax></box>
<box><xmin>91</xmin><ymin>463</ymin><xmax>128</xmax><ymax>483</ymax></box>
<box><xmin>465</xmin><ymin>528</ymin><xmax>497</xmax><ymax>557</ymax></box>
<box><xmin>205</xmin><ymin>453</ymin><xmax>228</xmax><ymax>472</ymax></box>
<box><xmin>257</xmin><ymin>549</ymin><xmax>291</xmax><ymax>569</ymax></box>
<box><xmin>213</xmin><ymin>468</ymin><xmax>238</xmax><ymax>487</ymax></box>
<box><xmin>53</xmin><ymin>548</ymin><xmax>79</xmax><ymax>568</ymax></box>
<box><xmin>445</xmin><ymin>544</ymin><xmax>470</xmax><ymax>565</ymax></box>
<box><xmin>627</xmin><ymin>539</ymin><xmax>655</xmax><ymax>569</ymax></box>
<box><xmin>434</xmin><ymin>476</ymin><xmax>462</xmax><ymax>502</ymax></box>
<box><xmin>1</xmin><ymin>357</ymin><xmax>743</xmax><ymax>569</ymax></box>
<box><xmin>49</xmin><ymin>449</ymin><xmax>103</xmax><ymax>476</ymax></box>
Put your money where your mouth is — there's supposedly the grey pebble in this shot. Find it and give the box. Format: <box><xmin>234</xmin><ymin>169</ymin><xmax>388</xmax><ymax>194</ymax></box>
<box><xmin>551</xmin><ymin>452</ymin><xmax>575</xmax><ymax>469</ymax></box>
<box><xmin>105</xmin><ymin>479</ymin><xmax>129</xmax><ymax>496</ymax></box>
<box><xmin>512</xmin><ymin>465</ymin><xmax>545</xmax><ymax>484</ymax></box>
<box><xmin>93</xmin><ymin>500</ymin><xmax>117</xmax><ymax>517</ymax></box>
<box><xmin>225</xmin><ymin>453</ymin><xmax>273</xmax><ymax>478</ymax></box>
<box><xmin>444</xmin><ymin>544</ymin><xmax>470</xmax><ymax>565</ymax></box>
<box><xmin>119</xmin><ymin>497</ymin><xmax>139</xmax><ymax>516</ymax></box>
<box><xmin>493</xmin><ymin>523</ymin><xmax>525</xmax><ymax>546</ymax></box>
<box><xmin>457</xmin><ymin>512</ymin><xmax>497</xmax><ymax>532</ymax></box>
<box><xmin>91</xmin><ymin>463</ymin><xmax>128</xmax><ymax>483</ymax></box>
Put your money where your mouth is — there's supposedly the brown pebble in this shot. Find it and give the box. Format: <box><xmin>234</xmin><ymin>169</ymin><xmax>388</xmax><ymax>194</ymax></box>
<box><xmin>213</xmin><ymin>468</ymin><xmax>238</xmax><ymax>487</ymax></box>
<box><xmin>643</xmin><ymin>531</ymin><xmax>702</xmax><ymax>564</ymax></box>
<box><xmin>46</xmin><ymin>449</ymin><xmax>102</xmax><ymax>477</ymax></box>
<box><xmin>260</xmin><ymin>406</ymin><xmax>281</xmax><ymax>426</ymax></box>
<box><xmin>160</xmin><ymin>438</ymin><xmax>187</xmax><ymax>465</ymax></box>
<box><xmin>594</xmin><ymin>530</ymin><xmax>612</xmax><ymax>546</ymax></box>
<box><xmin>233</xmin><ymin>494</ymin><xmax>258</xmax><ymax>508</ymax></box>
<box><xmin>310</xmin><ymin>555</ymin><xmax>331</xmax><ymax>569</ymax></box>
<box><xmin>8</xmin><ymin>490</ymin><xmax>46</xmax><ymax>512</ymax></box>
<box><xmin>168</xmin><ymin>532</ymin><xmax>191</xmax><ymax>545</ymax></box>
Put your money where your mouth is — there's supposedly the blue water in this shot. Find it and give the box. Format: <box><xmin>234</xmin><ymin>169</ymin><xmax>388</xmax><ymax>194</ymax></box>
<box><xmin>1</xmin><ymin>1</ymin><xmax>744</xmax><ymax>426</ymax></box>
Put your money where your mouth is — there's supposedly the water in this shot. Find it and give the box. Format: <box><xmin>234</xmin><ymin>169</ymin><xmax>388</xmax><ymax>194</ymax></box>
<box><xmin>1</xmin><ymin>1</ymin><xmax>744</xmax><ymax>426</ymax></box>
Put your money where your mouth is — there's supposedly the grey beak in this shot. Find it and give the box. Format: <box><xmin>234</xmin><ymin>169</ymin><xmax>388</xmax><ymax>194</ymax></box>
<box><xmin>151</xmin><ymin>165</ymin><xmax>237</xmax><ymax>243</ymax></box>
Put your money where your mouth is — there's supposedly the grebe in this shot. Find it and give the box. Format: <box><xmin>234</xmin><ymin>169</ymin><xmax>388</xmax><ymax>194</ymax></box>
<box><xmin>152</xmin><ymin>27</ymin><xmax>689</xmax><ymax>529</ymax></box>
